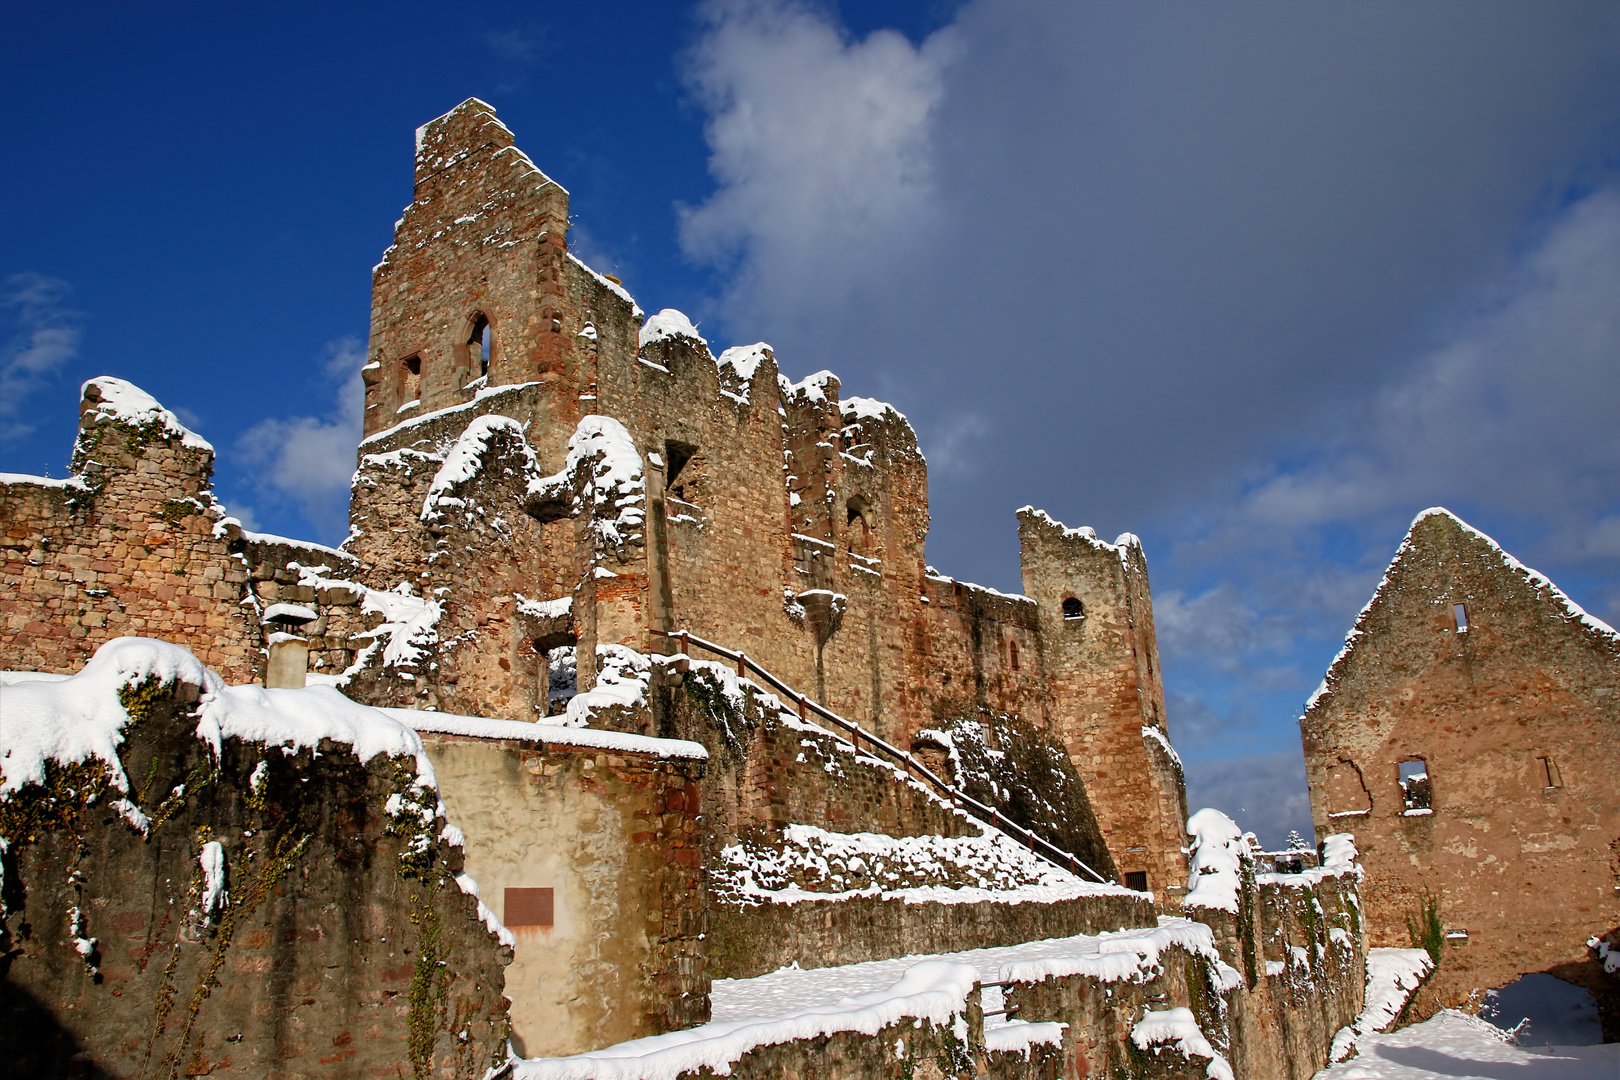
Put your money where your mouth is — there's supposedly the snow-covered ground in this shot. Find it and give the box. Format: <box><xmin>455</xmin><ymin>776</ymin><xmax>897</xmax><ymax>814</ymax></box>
<box><xmin>1314</xmin><ymin>1010</ymin><xmax>1619</xmax><ymax>1080</ymax></box>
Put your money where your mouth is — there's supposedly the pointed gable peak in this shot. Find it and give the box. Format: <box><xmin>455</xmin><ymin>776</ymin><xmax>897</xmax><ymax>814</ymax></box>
<box><xmin>1305</xmin><ymin>506</ymin><xmax>1618</xmax><ymax>716</ymax></box>
<box><xmin>414</xmin><ymin>97</ymin><xmax>518</xmax><ymax>181</ymax></box>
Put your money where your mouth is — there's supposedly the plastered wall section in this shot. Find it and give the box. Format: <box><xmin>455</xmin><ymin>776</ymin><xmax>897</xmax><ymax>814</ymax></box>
<box><xmin>1300</xmin><ymin>510</ymin><xmax>1620</xmax><ymax>1015</ymax></box>
<box><xmin>1019</xmin><ymin>510</ymin><xmax>1189</xmax><ymax>898</ymax></box>
<box><xmin>414</xmin><ymin>730</ymin><xmax>708</xmax><ymax>1058</ymax></box>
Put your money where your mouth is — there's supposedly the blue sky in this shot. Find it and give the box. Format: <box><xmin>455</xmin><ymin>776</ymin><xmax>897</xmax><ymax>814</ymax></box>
<box><xmin>5</xmin><ymin>1</ymin><xmax>1618</xmax><ymax>845</ymax></box>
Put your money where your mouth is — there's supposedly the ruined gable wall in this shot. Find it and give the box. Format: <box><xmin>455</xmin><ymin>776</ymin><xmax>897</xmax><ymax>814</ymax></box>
<box><xmin>365</xmin><ymin>98</ymin><xmax>576</xmax><ymax>459</ymax></box>
<box><xmin>1019</xmin><ymin>509</ymin><xmax>1188</xmax><ymax>899</ymax></box>
<box><xmin>1300</xmin><ymin>510</ymin><xmax>1620</xmax><ymax>1017</ymax></box>
<box><xmin>0</xmin><ymin>384</ymin><xmax>257</xmax><ymax>683</ymax></box>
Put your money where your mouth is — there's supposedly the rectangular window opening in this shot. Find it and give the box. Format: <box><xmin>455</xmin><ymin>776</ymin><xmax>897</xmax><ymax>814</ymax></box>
<box><xmin>1398</xmin><ymin>759</ymin><xmax>1432</xmax><ymax>814</ymax></box>
<box><xmin>1124</xmin><ymin>871</ymin><xmax>1149</xmax><ymax>892</ymax></box>
<box><xmin>1536</xmin><ymin>755</ymin><xmax>1561</xmax><ymax>790</ymax></box>
<box><xmin>505</xmin><ymin>886</ymin><xmax>554</xmax><ymax>929</ymax></box>
<box><xmin>1453</xmin><ymin>603</ymin><xmax>1468</xmax><ymax>632</ymax></box>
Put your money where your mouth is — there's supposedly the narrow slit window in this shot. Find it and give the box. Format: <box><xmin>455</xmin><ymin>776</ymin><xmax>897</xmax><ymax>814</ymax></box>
<box><xmin>504</xmin><ymin>887</ymin><xmax>554</xmax><ymax>928</ymax></box>
<box><xmin>468</xmin><ymin>314</ymin><xmax>491</xmax><ymax>377</ymax></box>
<box><xmin>1453</xmin><ymin>604</ymin><xmax>1468</xmax><ymax>632</ymax></box>
<box><xmin>1062</xmin><ymin>597</ymin><xmax>1084</xmax><ymax>621</ymax></box>
<box><xmin>400</xmin><ymin>354</ymin><xmax>422</xmax><ymax>406</ymax></box>
<box><xmin>1009</xmin><ymin>639</ymin><xmax>1019</xmax><ymax>672</ymax></box>
<box><xmin>1398</xmin><ymin>759</ymin><xmax>1432</xmax><ymax>814</ymax></box>
<box><xmin>1536</xmin><ymin>755</ymin><xmax>1561</xmax><ymax>790</ymax></box>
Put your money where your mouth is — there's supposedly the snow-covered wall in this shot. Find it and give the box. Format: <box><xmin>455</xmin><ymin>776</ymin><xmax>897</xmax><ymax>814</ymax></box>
<box><xmin>0</xmin><ymin>639</ymin><xmax>510</xmax><ymax>1078</ymax></box>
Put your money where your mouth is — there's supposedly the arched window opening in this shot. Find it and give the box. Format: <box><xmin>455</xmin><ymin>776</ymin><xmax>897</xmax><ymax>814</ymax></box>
<box><xmin>1062</xmin><ymin>596</ymin><xmax>1084</xmax><ymax>621</ymax></box>
<box><xmin>467</xmin><ymin>314</ymin><xmax>491</xmax><ymax>377</ymax></box>
<box><xmin>400</xmin><ymin>354</ymin><xmax>422</xmax><ymax>407</ymax></box>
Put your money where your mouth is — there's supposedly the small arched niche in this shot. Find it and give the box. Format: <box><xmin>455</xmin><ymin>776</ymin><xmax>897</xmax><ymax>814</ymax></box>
<box><xmin>1061</xmin><ymin>596</ymin><xmax>1085</xmax><ymax>621</ymax></box>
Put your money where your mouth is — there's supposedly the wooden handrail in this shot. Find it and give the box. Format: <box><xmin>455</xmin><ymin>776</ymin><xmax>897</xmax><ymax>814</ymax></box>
<box><xmin>651</xmin><ymin>628</ymin><xmax>1111</xmax><ymax>884</ymax></box>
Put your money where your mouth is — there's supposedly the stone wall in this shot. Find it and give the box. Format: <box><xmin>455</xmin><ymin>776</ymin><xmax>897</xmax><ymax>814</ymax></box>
<box><xmin>1300</xmin><ymin>509</ymin><xmax>1620</xmax><ymax>1024</ymax></box>
<box><xmin>710</xmin><ymin>891</ymin><xmax>1153</xmax><ymax>981</ymax></box>
<box><xmin>0</xmin><ymin>661</ymin><xmax>509</xmax><ymax>1080</ymax></box>
<box><xmin>408</xmin><ymin>721</ymin><xmax>708</xmax><ymax>1058</ymax></box>
<box><xmin>0</xmin><ymin>380</ymin><xmax>259</xmax><ymax>684</ymax></box>
<box><xmin>1019</xmin><ymin>509</ymin><xmax>1188</xmax><ymax>899</ymax></box>
<box><xmin>348</xmin><ymin>97</ymin><xmax>1191</xmax><ymax>884</ymax></box>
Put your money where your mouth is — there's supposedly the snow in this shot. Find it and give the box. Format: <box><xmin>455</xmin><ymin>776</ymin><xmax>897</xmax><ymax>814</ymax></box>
<box><xmin>354</xmin><ymin>582</ymin><xmax>442</xmax><ymax>668</ymax></box>
<box><xmin>0</xmin><ymin>671</ymin><xmax>70</xmax><ymax>686</ymax></box>
<box><xmin>639</xmin><ymin>308</ymin><xmax>708</xmax><ymax>351</ymax></box>
<box><xmin>1256</xmin><ymin>832</ymin><xmax>1362</xmax><ymax>890</ymax></box>
<box><xmin>514</xmin><ymin>594</ymin><xmax>572</xmax><ymax>620</ymax></box>
<box><xmin>261</xmin><ymin>603</ymin><xmax>317</xmax><ymax>625</ymax></box>
<box><xmin>1183</xmin><ymin>808</ymin><xmax>1246</xmax><ymax>914</ymax></box>
<box><xmin>779</xmin><ymin>370</ymin><xmax>838</xmax><ymax>403</ymax></box>
<box><xmin>529</xmin><ymin>415</ymin><xmax>646</xmax><ymax>552</ymax></box>
<box><xmin>1018</xmin><ymin>507</ymin><xmax>1143</xmax><ymax>567</ymax></box>
<box><xmin>383</xmin><ymin>707</ymin><xmax>707</xmax><ymax>760</ymax></box>
<box><xmin>1315</xmin><ymin>1009</ymin><xmax>1619</xmax><ymax>1080</ymax></box>
<box><xmin>1590</xmin><ymin>936</ymin><xmax>1619</xmax><ymax>975</ymax></box>
<box><xmin>0</xmin><ymin>472</ymin><xmax>88</xmax><ymax>491</ymax></box>
<box><xmin>1142</xmin><ymin>725</ymin><xmax>1184</xmax><ymax>771</ymax></box>
<box><xmin>1307</xmin><ymin>507</ymin><xmax>1618</xmax><ymax>715</ymax></box>
<box><xmin>1329</xmin><ymin>948</ymin><xmax>1436</xmax><ymax>1062</ymax></box>
<box><xmin>841</xmin><ymin>395</ymin><xmax>909</xmax><ymax>426</ymax></box>
<box><xmin>80</xmin><ymin>376</ymin><xmax>213</xmax><ymax>453</ymax></box>
<box><xmin>715</xmin><ymin>343</ymin><xmax>773</xmax><ymax>404</ymax></box>
<box><xmin>198</xmin><ymin>840</ymin><xmax>226</xmax><ymax>921</ymax></box>
<box><xmin>984</xmin><ymin>1020</ymin><xmax>1066</xmax><ymax>1058</ymax></box>
<box><xmin>513</xmin><ymin>961</ymin><xmax>977</xmax><ymax>1080</ymax></box>
<box><xmin>921</xmin><ymin>566</ymin><xmax>1036</xmax><ymax>605</ymax></box>
<box><xmin>562</xmin><ymin>644</ymin><xmax>651</xmax><ymax>727</ymax></box>
<box><xmin>452</xmin><ymin>871</ymin><xmax>517</xmax><ymax>948</ymax></box>
<box><xmin>228</xmin><ymin>525</ymin><xmax>354</xmax><ymax>562</ymax></box>
<box><xmin>1133</xmin><ymin>1006</ymin><xmax>1235</xmax><ymax>1080</ymax></box>
<box><xmin>358</xmin><ymin>381</ymin><xmax>541</xmax><ymax>449</ymax></box>
<box><xmin>0</xmin><ymin>638</ymin><xmax>438</xmax><ymax>804</ymax></box>
<box><xmin>715</xmin><ymin>822</ymin><xmax>1135</xmax><ymax>908</ymax></box>
<box><xmin>420</xmin><ymin>414</ymin><xmax>538</xmax><ymax>525</ymax></box>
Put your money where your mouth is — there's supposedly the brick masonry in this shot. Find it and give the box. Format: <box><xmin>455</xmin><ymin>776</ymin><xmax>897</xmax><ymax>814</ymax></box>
<box><xmin>1300</xmin><ymin>509</ymin><xmax>1620</xmax><ymax>1030</ymax></box>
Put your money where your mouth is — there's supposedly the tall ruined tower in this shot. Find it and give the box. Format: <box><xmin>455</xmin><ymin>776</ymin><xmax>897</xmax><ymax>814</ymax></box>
<box><xmin>1019</xmin><ymin>509</ymin><xmax>1189</xmax><ymax>899</ymax></box>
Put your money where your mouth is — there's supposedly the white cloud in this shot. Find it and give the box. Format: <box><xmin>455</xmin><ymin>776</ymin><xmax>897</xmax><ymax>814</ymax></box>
<box><xmin>1228</xmin><ymin>188</ymin><xmax>1620</xmax><ymax>549</ymax></box>
<box><xmin>1</xmin><ymin>273</ymin><xmax>82</xmax><ymax>441</ymax></box>
<box><xmin>234</xmin><ymin>336</ymin><xmax>366</xmax><ymax>541</ymax></box>
<box><xmin>679</xmin><ymin>0</ymin><xmax>956</xmax><ymax>337</ymax></box>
